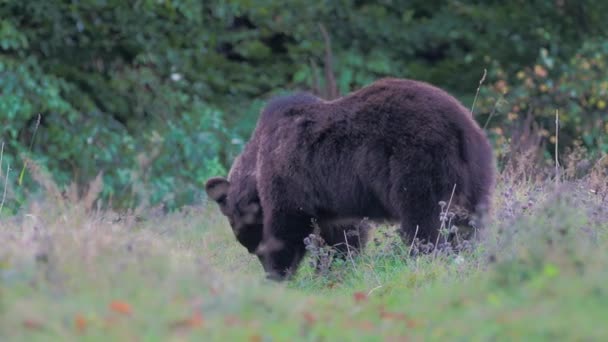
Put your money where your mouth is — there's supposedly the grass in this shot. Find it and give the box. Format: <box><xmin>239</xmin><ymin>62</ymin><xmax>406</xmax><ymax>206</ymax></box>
<box><xmin>1</xmin><ymin>163</ymin><xmax>608</xmax><ymax>341</ymax></box>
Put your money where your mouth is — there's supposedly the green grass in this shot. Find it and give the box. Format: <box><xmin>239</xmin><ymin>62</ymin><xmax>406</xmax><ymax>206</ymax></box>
<box><xmin>1</xmin><ymin>176</ymin><xmax>608</xmax><ymax>341</ymax></box>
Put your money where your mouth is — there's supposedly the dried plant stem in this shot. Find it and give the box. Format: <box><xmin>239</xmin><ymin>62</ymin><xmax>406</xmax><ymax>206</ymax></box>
<box><xmin>0</xmin><ymin>163</ymin><xmax>10</xmax><ymax>214</ymax></box>
<box><xmin>343</xmin><ymin>230</ymin><xmax>359</xmax><ymax>273</ymax></box>
<box><xmin>435</xmin><ymin>184</ymin><xmax>457</xmax><ymax>256</ymax></box>
<box><xmin>318</xmin><ymin>23</ymin><xmax>338</xmax><ymax>100</ymax></box>
<box><xmin>408</xmin><ymin>225</ymin><xmax>419</xmax><ymax>256</ymax></box>
<box><xmin>555</xmin><ymin>109</ymin><xmax>560</xmax><ymax>188</ymax></box>
<box><xmin>445</xmin><ymin>184</ymin><xmax>457</xmax><ymax>217</ymax></box>
<box><xmin>470</xmin><ymin>68</ymin><xmax>487</xmax><ymax>117</ymax></box>
<box><xmin>0</xmin><ymin>141</ymin><xmax>4</xmax><ymax>178</ymax></box>
<box><xmin>483</xmin><ymin>94</ymin><xmax>503</xmax><ymax>130</ymax></box>
<box><xmin>367</xmin><ymin>285</ymin><xmax>383</xmax><ymax>296</ymax></box>
<box><xmin>309</xmin><ymin>58</ymin><xmax>321</xmax><ymax>95</ymax></box>
<box><xmin>19</xmin><ymin>114</ymin><xmax>41</xmax><ymax>186</ymax></box>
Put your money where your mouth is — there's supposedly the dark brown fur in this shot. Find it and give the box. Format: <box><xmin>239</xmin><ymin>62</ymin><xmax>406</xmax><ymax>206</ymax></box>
<box><xmin>205</xmin><ymin>93</ymin><xmax>369</xmax><ymax>266</ymax></box>
<box><xmin>206</xmin><ymin>78</ymin><xmax>495</xmax><ymax>280</ymax></box>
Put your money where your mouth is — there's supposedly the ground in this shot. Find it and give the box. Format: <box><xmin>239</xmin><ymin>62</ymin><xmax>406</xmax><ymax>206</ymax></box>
<box><xmin>1</xmin><ymin>170</ymin><xmax>608</xmax><ymax>341</ymax></box>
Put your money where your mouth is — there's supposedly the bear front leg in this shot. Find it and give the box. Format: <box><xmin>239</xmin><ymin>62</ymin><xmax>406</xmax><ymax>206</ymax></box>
<box><xmin>319</xmin><ymin>219</ymin><xmax>371</xmax><ymax>258</ymax></box>
<box><xmin>397</xmin><ymin>199</ymin><xmax>442</xmax><ymax>250</ymax></box>
<box><xmin>256</xmin><ymin>211</ymin><xmax>313</xmax><ymax>281</ymax></box>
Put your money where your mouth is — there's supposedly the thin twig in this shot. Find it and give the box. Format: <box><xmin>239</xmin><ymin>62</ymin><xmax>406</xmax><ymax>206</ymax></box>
<box><xmin>435</xmin><ymin>184</ymin><xmax>457</xmax><ymax>256</ymax></box>
<box><xmin>19</xmin><ymin>114</ymin><xmax>42</xmax><ymax>186</ymax></box>
<box><xmin>446</xmin><ymin>184</ymin><xmax>457</xmax><ymax>212</ymax></box>
<box><xmin>433</xmin><ymin>228</ymin><xmax>442</xmax><ymax>256</ymax></box>
<box><xmin>309</xmin><ymin>58</ymin><xmax>321</xmax><ymax>95</ymax></box>
<box><xmin>555</xmin><ymin>109</ymin><xmax>560</xmax><ymax>188</ymax></box>
<box><xmin>367</xmin><ymin>285</ymin><xmax>383</xmax><ymax>296</ymax></box>
<box><xmin>363</xmin><ymin>262</ymin><xmax>383</xmax><ymax>287</ymax></box>
<box><xmin>483</xmin><ymin>94</ymin><xmax>503</xmax><ymax>130</ymax></box>
<box><xmin>318</xmin><ymin>23</ymin><xmax>338</xmax><ymax>99</ymax></box>
<box><xmin>0</xmin><ymin>163</ymin><xmax>10</xmax><ymax>214</ymax></box>
<box><xmin>408</xmin><ymin>225</ymin><xmax>419</xmax><ymax>256</ymax></box>
<box><xmin>0</xmin><ymin>141</ymin><xmax>4</xmax><ymax>178</ymax></box>
<box><xmin>470</xmin><ymin>68</ymin><xmax>487</xmax><ymax>117</ymax></box>
<box><xmin>343</xmin><ymin>230</ymin><xmax>359</xmax><ymax>273</ymax></box>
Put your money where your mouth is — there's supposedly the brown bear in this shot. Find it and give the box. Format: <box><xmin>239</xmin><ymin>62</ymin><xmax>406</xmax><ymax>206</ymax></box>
<box><xmin>206</xmin><ymin>78</ymin><xmax>495</xmax><ymax>280</ymax></box>
<box><xmin>205</xmin><ymin>93</ymin><xmax>370</xmax><ymax>266</ymax></box>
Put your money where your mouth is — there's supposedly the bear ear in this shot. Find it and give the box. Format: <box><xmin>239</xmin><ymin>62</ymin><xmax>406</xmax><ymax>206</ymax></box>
<box><xmin>205</xmin><ymin>177</ymin><xmax>229</xmax><ymax>205</ymax></box>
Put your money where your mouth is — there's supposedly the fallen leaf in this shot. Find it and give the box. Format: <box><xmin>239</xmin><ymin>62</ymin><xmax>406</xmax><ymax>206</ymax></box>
<box><xmin>189</xmin><ymin>296</ymin><xmax>204</xmax><ymax>308</ymax></box>
<box><xmin>224</xmin><ymin>315</ymin><xmax>240</xmax><ymax>326</ymax></box>
<box><xmin>359</xmin><ymin>320</ymin><xmax>374</xmax><ymax>331</ymax></box>
<box><xmin>342</xmin><ymin>319</ymin><xmax>375</xmax><ymax>331</ymax></box>
<box><xmin>249</xmin><ymin>334</ymin><xmax>262</xmax><ymax>342</ymax></box>
<box><xmin>353</xmin><ymin>291</ymin><xmax>367</xmax><ymax>303</ymax></box>
<box><xmin>109</xmin><ymin>300</ymin><xmax>132</xmax><ymax>315</ymax></box>
<box><xmin>104</xmin><ymin>315</ymin><xmax>119</xmax><ymax>328</ymax></box>
<box><xmin>302</xmin><ymin>311</ymin><xmax>316</xmax><ymax>325</ymax></box>
<box><xmin>170</xmin><ymin>312</ymin><xmax>204</xmax><ymax>331</ymax></box>
<box><xmin>190</xmin><ymin>312</ymin><xmax>203</xmax><ymax>327</ymax></box>
<box><xmin>379</xmin><ymin>308</ymin><xmax>419</xmax><ymax>328</ymax></box>
<box><xmin>379</xmin><ymin>309</ymin><xmax>407</xmax><ymax>321</ymax></box>
<box><xmin>23</xmin><ymin>319</ymin><xmax>44</xmax><ymax>330</ymax></box>
<box><xmin>74</xmin><ymin>314</ymin><xmax>87</xmax><ymax>333</ymax></box>
<box><xmin>406</xmin><ymin>319</ymin><xmax>419</xmax><ymax>329</ymax></box>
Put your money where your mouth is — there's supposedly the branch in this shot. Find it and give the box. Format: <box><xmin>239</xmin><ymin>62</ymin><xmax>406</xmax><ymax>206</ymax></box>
<box><xmin>318</xmin><ymin>23</ymin><xmax>339</xmax><ymax>99</ymax></box>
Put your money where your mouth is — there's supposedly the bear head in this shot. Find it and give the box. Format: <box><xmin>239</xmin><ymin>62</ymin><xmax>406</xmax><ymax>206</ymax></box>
<box><xmin>205</xmin><ymin>176</ymin><xmax>264</xmax><ymax>255</ymax></box>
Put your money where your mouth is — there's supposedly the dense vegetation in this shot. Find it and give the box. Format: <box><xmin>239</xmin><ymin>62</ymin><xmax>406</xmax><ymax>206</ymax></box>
<box><xmin>2</xmin><ymin>1</ymin><xmax>608</xmax><ymax>209</ymax></box>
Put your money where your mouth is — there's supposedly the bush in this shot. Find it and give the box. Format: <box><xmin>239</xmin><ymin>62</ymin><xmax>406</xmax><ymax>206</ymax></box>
<box><xmin>2</xmin><ymin>1</ymin><xmax>608</xmax><ymax>209</ymax></box>
<box><xmin>478</xmin><ymin>40</ymin><xmax>608</xmax><ymax>165</ymax></box>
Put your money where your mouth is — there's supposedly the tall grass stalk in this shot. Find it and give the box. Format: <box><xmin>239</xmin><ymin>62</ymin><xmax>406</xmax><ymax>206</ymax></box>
<box><xmin>470</xmin><ymin>68</ymin><xmax>487</xmax><ymax>116</ymax></box>
<box><xmin>555</xmin><ymin>109</ymin><xmax>560</xmax><ymax>188</ymax></box>
<box><xmin>0</xmin><ymin>163</ymin><xmax>9</xmax><ymax>214</ymax></box>
<box><xmin>18</xmin><ymin>114</ymin><xmax>41</xmax><ymax>186</ymax></box>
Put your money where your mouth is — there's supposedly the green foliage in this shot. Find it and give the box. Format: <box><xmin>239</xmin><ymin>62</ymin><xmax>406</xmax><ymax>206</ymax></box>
<box><xmin>479</xmin><ymin>40</ymin><xmax>608</xmax><ymax>160</ymax></box>
<box><xmin>1</xmin><ymin>1</ymin><xmax>607</xmax><ymax>208</ymax></box>
<box><xmin>489</xmin><ymin>195</ymin><xmax>593</xmax><ymax>287</ymax></box>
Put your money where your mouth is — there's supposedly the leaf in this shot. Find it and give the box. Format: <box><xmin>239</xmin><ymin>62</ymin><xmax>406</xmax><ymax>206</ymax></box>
<box><xmin>353</xmin><ymin>291</ymin><xmax>367</xmax><ymax>303</ymax></box>
<box><xmin>109</xmin><ymin>300</ymin><xmax>132</xmax><ymax>315</ymax></box>
<box><xmin>224</xmin><ymin>315</ymin><xmax>240</xmax><ymax>326</ymax></box>
<box><xmin>358</xmin><ymin>320</ymin><xmax>374</xmax><ymax>331</ymax></box>
<box><xmin>379</xmin><ymin>308</ymin><xmax>409</xmax><ymax>321</ymax></box>
<box><xmin>22</xmin><ymin>319</ymin><xmax>44</xmax><ymax>330</ymax></box>
<box><xmin>249</xmin><ymin>335</ymin><xmax>262</xmax><ymax>342</ymax></box>
<box><xmin>378</xmin><ymin>307</ymin><xmax>419</xmax><ymax>328</ymax></box>
<box><xmin>170</xmin><ymin>312</ymin><xmax>204</xmax><ymax>332</ymax></box>
<box><xmin>301</xmin><ymin>311</ymin><xmax>316</xmax><ymax>325</ymax></box>
<box><xmin>534</xmin><ymin>65</ymin><xmax>547</xmax><ymax>78</ymax></box>
<box><xmin>103</xmin><ymin>315</ymin><xmax>120</xmax><ymax>328</ymax></box>
<box><xmin>74</xmin><ymin>314</ymin><xmax>87</xmax><ymax>333</ymax></box>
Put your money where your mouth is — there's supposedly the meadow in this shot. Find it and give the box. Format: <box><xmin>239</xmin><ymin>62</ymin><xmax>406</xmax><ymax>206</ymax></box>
<box><xmin>1</xmin><ymin>150</ymin><xmax>607</xmax><ymax>342</ymax></box>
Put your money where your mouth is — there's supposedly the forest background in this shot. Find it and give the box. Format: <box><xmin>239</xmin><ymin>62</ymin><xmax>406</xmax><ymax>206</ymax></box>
<box><xmin>1</xmin><ymin>0</ymin><xmax>608</xmax><ymax>210</ymax></box>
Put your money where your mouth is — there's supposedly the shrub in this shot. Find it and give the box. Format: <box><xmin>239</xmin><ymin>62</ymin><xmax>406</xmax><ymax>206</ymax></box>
<box><xmin>479</xmin><ymin>40</ymin><xmax>608</xmax><ymax>164</ymax></box>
